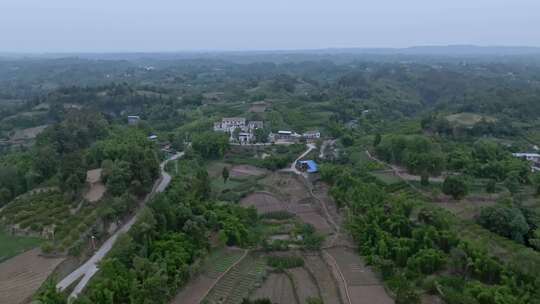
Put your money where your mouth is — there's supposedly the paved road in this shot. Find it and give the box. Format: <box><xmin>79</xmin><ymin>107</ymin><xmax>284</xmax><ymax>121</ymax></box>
<box><xmin>57</xmin><ymin>152</ymin><xmax>184</xmax><ymax>299</ymax></box>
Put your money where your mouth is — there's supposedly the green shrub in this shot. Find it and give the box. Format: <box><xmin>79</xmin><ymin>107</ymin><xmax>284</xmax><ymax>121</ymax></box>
<box><xmin>267</xmin><ymin>255</ymin><xmax>304</xmax><ymax>269</ymax></box>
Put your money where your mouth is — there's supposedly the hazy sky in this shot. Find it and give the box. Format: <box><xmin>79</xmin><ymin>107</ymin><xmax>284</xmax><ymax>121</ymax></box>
<box><xmin>1</xmin><ymin>0</ymin><xmax>539</xmax><ymax>52</ymax></box>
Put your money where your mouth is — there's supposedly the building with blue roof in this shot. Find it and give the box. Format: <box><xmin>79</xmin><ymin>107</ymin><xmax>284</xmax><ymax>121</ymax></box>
<box><xmin>297</xmin><ymin>160</ymin><xmax>318</xmax><ymax>173</ymax></box>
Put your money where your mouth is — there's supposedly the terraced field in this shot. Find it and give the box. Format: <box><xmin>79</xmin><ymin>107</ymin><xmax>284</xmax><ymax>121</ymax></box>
<box><xmin>202</xmin><ymin>253</ymin><xmax>266</xmax><ymax>304</ymax></box>
<box><xmin>172</xmin><ymin>247</ymin><xmax>245</xmax><ymax>304</ymax></box>
<box><xmin>326</xmin><ymin>247</ymin><xmax>393</xmax><ymax>304</ymax></box>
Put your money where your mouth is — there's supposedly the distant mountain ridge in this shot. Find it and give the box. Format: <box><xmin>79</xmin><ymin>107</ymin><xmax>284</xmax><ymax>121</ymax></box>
<box><xmin>2</xmin><ymin>45</ymin><xmax>540</xmax><ymax>61</ymax></box>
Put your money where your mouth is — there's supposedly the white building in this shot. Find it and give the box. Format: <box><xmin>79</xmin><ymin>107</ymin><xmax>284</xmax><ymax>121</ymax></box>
<box><xmin>512</xmin><ymin>153</ymin><xmax>540</xmax><ymax>162</ymax></box>
<box><xmin>513</xmin><ymin>153</ymin><xmax>540</xmax><ymax>172</ymax></box>
<box><xmin>302</xmin><ymin>130</ymin><xmax>321</xmax><ymax>140</ymax></box>
<box><xmin>214</xmin><ymin>117</ymin><xmax>246</xmax><ymax>132</ymax></box>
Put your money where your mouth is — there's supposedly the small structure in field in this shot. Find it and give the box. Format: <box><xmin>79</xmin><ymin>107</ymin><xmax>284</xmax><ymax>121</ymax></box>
<box><xmin>148</xmin><ymin>134</ymin><xmax>158</xmax><ymax>141</ymax></box>
<box><xmin>296</xmin><ymin>160</ymin><xmax>319</xmax><ymax>173</ymax></box>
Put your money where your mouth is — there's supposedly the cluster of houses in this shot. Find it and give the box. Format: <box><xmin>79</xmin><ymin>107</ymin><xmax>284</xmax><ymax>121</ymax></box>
<box><xmin>512</xmin><ymin>152</ymin><xmax>540</xmax><ymax>172</ymax></box>
<box><xmin>213</xmin><ymin>117</ymin><xmax>321</xmax><ymax>144</ymax></box>
<box><xmin>213</xmin><ymin>117</ymin><xmax>264</xmax><ymax>143</ymax></box>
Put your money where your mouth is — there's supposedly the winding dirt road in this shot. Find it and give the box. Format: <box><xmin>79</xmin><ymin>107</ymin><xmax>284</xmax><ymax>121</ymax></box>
<box><xmin>57</xmin><ymin>152</ymin><xmax>183</xmax><ymax>299</ymax></box>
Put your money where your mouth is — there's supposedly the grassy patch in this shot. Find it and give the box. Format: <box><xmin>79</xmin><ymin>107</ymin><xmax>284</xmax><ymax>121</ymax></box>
<box><xmin>369</xmin><ymin>171</ymin><xmax>403</xmax><ymax>185</ymax></box>
<box><xmin>446</xmin><ymin>112</ymin><xmax>496</xmax><ymax>126</ymax></box>
<box><xmin>0</xmin><ymin>229</ymin><xmax>42</xmax><ymax>262</ymax></box>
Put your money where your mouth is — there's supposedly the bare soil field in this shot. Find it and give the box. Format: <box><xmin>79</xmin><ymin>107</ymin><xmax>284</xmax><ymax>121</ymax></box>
<box><xmin>303</xmin><ymin>254</ymin><xmax>343</xmax><ymax>304</ymax></box>
<box><xmin>10</xmin><ymin>125</ymin><xmax>48</xmax><ymax>141</ymax></box>
<box><xmin>297</xmin><ymin>212</ymin><xmax>332</xmax><ymax>234</ymax></box>
<box><xmin>230</xmin><ymin>165</ymin><xmax>267</xmax><ymax>178</ymax></box>
<box><xmin>84</xmin><ymin>169</ymin><xmax>106</xmax><ymax>203</ymax></box>
<box><xmin>0</xmin><ymin>249</ymin><xmax>65</xmax><ymax>304</ymax></box>
<box><xmin>248</xmin><ymin>102</ymin><xmax>267</xmax><ymax>113</ymax></box>
<box><xmin>260</xmin><ymin>173</ymin><xmax>310</xmax><ymax>203</ymax></box>
<box><xmin>325</xmin><ymin>247</ymin><xmax>393</xmax><ymax>304</ymax></box>
<box><xmin>288</xmin><ymin>267</ymin><xmax>320</xmax><ymax>304</ymax></box>
<box><xmin>251</xmin><ymin>273</ymin><xmax>297</xmax><ymax>304</ymax></box>
<box><xmin>240</xmin><ymin>192</ymin><xmax>286</xmax><ymax>214</ymax></box>
<box><xmin>312</xmin><ymin>182</ymin><xmax>344</xmax><ymax>227</ymax></box>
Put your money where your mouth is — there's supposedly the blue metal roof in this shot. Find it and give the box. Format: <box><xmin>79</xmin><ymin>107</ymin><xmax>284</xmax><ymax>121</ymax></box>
<box><xmin>299</xmin><ymin>160</ymin><xmax>318</xmax><ymax>173</ymax></box>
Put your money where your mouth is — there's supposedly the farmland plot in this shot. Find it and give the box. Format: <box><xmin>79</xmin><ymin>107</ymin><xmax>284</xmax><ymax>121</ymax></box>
<box><xmin>288</xmin><ymin>267</ymin><xmax>320</xmax><ymax>304</ymax></box>
<box><xmin>202</xmin><ymin>253</ymin><xmax>266</xmax><ymax>304</ymax></box>
<box><xmin>251</xmin><ymin>273</ymin><xmax>297</xmax><ymax>304</ymax></box>
<box><xmin>0</xmin><ymin>248</ymin><xmax>64</xmax><ymax>304</ymax></box>
<box><xmin>240</xmin><ymin>192</ymin><xmax>286</xmax><ymax>214</ymax></box>
<box><xmin>172</xmin><ymin>247</ymin><xmax>245</xmax><ymax>304</ymax></box>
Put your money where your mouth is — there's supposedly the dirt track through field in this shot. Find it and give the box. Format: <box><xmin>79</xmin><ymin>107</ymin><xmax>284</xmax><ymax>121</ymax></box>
<box><xmin>0</xmin><ymin>249</ymin><xmax>65</xmax><ymax>304</ymax></box>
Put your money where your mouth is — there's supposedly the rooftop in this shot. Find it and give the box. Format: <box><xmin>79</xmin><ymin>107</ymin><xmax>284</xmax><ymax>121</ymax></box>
<box><xmin>299</xmin><ymin>160</ymin><xmax>318</xmax><ymax>173</ymax></box>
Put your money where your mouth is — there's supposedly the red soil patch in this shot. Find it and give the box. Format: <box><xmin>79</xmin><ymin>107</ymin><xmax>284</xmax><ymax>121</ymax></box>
<box><xmin>0</xmin><ymin>249</ymin><xmax>65</xmax><ymax>304</ymax></box>
<box><xmin>251</xmin><ymin>273</ymin><xmax>297</xmax><ymax>304</ymax></box>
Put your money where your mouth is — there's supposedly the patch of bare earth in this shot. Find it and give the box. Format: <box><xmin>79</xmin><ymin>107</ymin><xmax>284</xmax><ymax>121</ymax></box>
<box><xmin>84</xmin><ymin>169</ymin><xmax>106</xmax><ymax>203</ymax></box>
<box><xmin>288</xmin><ymin>267</ymin><xmax>320</xmax><ymax>304</ymax></box>
<box><xmin>10</xmin><ymin>125</ymin><xmax>48</xmax><ymax>141</ymax></box>
<box><xmin>326</xmin><ymin>247</ymin><xmax>393</xmax><ymax>304</ymax></box>
<box><xmin>230</xmin><ymin>165</ymin><xmax>267</xmax><ymax>178</ymax></box>
<box><xmin>0</xmin><ymin>249</ymin><xmax>65</xmax><ymax>304</ymax></box>
<box><xmin>251</xmin><ymin>273</ymin><xmax>297</xmax><ymax>304</ymax></box>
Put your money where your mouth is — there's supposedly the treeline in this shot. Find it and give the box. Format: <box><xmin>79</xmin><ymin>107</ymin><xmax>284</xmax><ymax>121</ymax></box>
<box><xmin>322</xmin><ymin>166</ymin><xmax>540</xmax><ymax>304</ymax></box>
<box><xmin>375</xmin><ymin>135</ymin><xmax>531</xmax><ymax>184</ymax></box>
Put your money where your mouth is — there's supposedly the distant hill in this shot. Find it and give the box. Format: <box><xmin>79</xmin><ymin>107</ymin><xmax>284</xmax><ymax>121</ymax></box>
<box><xmin>2</xmin><ymin>45</ymin><xmax>540</xmax><ymax>61</ymax></box>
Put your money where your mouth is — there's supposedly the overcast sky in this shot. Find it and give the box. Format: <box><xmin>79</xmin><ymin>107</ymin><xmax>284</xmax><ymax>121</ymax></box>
<box><xmin>1</xmin><ymin>0</ymin><xmax>539</xmax><ymax>52</ymax></box>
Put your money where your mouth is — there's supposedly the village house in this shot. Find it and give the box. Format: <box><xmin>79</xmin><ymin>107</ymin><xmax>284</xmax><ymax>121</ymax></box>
<box><xmin>213</xmin><ymin>117</ymin><xmax>246</xmax><ymax>132</ymax></box>
<box><xmin>512</xmin><ymin>152</ymin><xmax>540</xmax><ymax>172</ymax></box>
